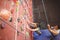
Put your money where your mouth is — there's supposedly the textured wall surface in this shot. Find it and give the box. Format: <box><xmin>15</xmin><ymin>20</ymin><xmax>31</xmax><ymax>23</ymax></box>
<box><xmin>0</xmin><ymin>0</ymin><xmax>33</xmax><ymax>40</ymax></box>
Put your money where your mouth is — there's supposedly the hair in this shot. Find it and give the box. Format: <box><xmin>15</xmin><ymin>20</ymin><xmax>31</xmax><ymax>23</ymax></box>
<box><xmin>50</xmin><ymin>22</ymin><xmax>58</xmax><ymax>26</ymax></box>
<box><xmin>50</xmin><ymin>22</ymin><xmax>60</xmax><ymax>29</ymax></box>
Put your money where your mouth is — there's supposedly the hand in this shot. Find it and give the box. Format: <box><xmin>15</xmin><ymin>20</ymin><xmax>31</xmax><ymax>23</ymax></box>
<box><xmin>47</xmin><ymin>24</ymin><xmax>51</xmax><ymax>30</ymax></box>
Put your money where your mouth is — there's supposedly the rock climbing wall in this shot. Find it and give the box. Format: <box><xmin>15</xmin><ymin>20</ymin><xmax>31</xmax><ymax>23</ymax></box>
<box><xmin>0</xmin><ymin>0</ymin><xmax>33</xmax><ymax>40</ymax></box>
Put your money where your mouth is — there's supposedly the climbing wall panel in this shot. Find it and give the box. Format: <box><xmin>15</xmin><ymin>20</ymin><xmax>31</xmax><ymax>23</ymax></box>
<box><xmin>0</xmin><ymin>0</ymin><xmax>33</xmax><ymax>40</ymax></box>
<box><xmin>17</xmin><ymin>0</ymin><xmax>33</xmax><ymax>40</ymax></box>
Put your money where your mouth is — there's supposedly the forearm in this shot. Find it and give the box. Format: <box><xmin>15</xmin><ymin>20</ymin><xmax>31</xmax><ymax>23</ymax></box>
<box><xmin>50</xmin><ymin>30</ymin><xmax>59</xmax><ymax>35</ymax></box>
<box><xmin>29</xmin><ymin>28</ymin><xmax>39</xmax><ymax>31</ymax></box>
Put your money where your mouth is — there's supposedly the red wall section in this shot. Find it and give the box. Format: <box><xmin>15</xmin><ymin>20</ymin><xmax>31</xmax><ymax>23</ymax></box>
<box><xmin>0</xmin><ymin>0</ymin><xmax>33</xmax><ymax>40</ymax></box>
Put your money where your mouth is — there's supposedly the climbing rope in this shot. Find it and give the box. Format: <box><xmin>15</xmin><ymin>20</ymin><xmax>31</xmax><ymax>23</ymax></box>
<box><xmin>42</xmin><ymin>0</ymin><xmax>49</xmax><ymax>24</ymax></box>
<box><xmin>41</xmin><ymin>0</ymin><xmax>55</xmax><ymax>39</ymax></box>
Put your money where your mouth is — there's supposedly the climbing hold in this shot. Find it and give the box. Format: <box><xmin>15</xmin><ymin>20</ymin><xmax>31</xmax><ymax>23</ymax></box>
<box><xmin>0</xmin><ymin>9</ymin><xmax>11</xmax><ymax>20</ymax></box>
<box><xmin>16</xmin><ymin>1</ymin><xmax>20</xmax><ymax>6</ymax></box>
<box><xmin>20</xmin><ymin>26</ymin><xmax>24</xmax><ymax>31</ymax></box>
<box><xmin>26</xmin><ymin>31</ymin><xmax>29</xmax><ymax>37</ymax></box>
<box><xmin>17</xmin><ymin>17</ymin><xmax>20</xmax><ymax>22</ymax></box>
<box><xmin>9</xmin><ymin>17</ymin><xmax>12</xmax><ymax>22</ymax></box>
<box><xmin>16</xmin><ymin>7</ymin><xmax>19</xmax><ymax>12</ymax></box>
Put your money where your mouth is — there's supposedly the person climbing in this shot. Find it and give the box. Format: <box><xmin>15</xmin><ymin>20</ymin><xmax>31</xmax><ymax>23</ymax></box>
<box><xmin>47</xmin><ymin>24</ymin><xmax>59</xmax><ymax>36</ymax></box>
<box><xmin>25</xmin><ymin>17</ymin><xmax>41</xmax><ymax>35</ymax></box>
<box><xmin>28</xmin><ymin>23</ymin><xmax>41</xmax><ymax>35</ymax></box>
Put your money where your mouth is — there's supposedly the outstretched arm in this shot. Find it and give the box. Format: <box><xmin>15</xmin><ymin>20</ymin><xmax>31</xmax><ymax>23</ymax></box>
<box><xmin>26</xmin><ymin>25</ymin><xmax>39</xmax><ymax>31</ymax></box>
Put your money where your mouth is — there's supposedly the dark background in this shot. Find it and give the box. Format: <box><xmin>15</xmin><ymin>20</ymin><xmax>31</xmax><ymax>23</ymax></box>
<box><xmin>32</xmin><ymin>0</ymin><xmax>60</xmax><ymax>29</ymax></box>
